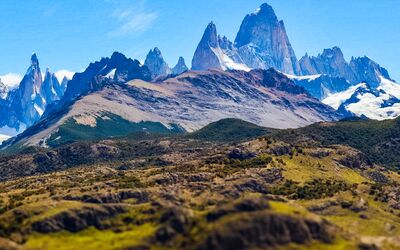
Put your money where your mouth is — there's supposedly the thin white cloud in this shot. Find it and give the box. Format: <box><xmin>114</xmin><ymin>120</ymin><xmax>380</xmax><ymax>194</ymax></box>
<box><xmin>108</xmin><ymin>0</ymin><xmax>158</xmax><ymax>37</ymax></box>
<box><xmin>0</xmin><ymin>73</ymin><xmax>22</xmax><ymax>89</ymax></box>
<box><xmin>54</xmin><ymin>70</ymin><xmax>75</xmax><ymax>83</ymax></box>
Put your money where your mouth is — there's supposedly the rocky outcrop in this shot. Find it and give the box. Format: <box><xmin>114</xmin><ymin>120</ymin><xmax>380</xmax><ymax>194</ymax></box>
<box><xmin>197</xmin><ymin>211</ymin><xmax>336</xmax><ymax>250</ymax></box>
<box><xmin>171</xmin><ymin>57</ymin><xmax>188</xmax><ymax>75</ymax></box>
<box><xmin>234</xmin><ymin>3</ymin><xmax>300</xmax><ymax>75</ymax></box>
<box><xmin>144</xmin><ymin>47</ymin><xmax>171</xmax><ymax>78</ymax></box>
<box><xmin>31</xmin><ymin>205</ymin><xmax>126</xmax><ymax>233</ymax></box>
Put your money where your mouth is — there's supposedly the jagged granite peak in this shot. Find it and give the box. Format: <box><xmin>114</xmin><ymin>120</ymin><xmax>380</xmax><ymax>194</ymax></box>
<box><xmin>192</xmin><ymin>22</ymin><xmax>221</xmax><ymax>71</ymax></box>
<box><xmin>0</xmin><ymin>53</ymin><xmax>46</xmax><ymax>133</ymax></box>
<box><xmin>144</xmin><ymin>47</ymin><xmax>171</xmax><ymax>78</ymax></box>
<box><xmin>172</xmin><ymin>57</ymin><xmax>188</xmax><ymax>75</ymax></box>
<box><xmin>192</xmin><ymin>22</ymin><xmax>248</xmax><ymax>71</ymax></box>
<box><xmin>299</xmin><ymin>47</ymin><xmax>356</xmax><ymax>82</ymax></box>
<box><xmin>234</xmin><ymin>3</ymin><xmax>300</xmax><ymax>74</ymax></box>
<box><xmin>350</xmin><ymin>56</ymin><xmax>392</xmax><ymax>88</ymax></box>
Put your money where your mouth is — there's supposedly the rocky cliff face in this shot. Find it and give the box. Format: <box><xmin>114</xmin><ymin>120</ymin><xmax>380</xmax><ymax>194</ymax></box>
<box><xmin>172</xmin><ymin>57</ymin><xmax>188</xmax><ymax>75</ymax></box>
<box><xmin>144</xmin><ymin>47</ymin><xmax>171</xmax><ymax>78</ymax></box>
<box><xmin>234</xmin><ymin>3</ymin><xmax>300</xmax><ymax>75</ymax></box>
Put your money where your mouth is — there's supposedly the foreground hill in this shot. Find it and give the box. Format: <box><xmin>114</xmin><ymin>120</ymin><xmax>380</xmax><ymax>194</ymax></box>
<box><xmin>273</xmin><ymin>117</ymin><xmax>400</xmax><ymax>169</ymax></box>
<box><xmin>1</xmin><ymin>119</ymin><xmax>400</xmax><ymax>249</ymax></box>
<box><xmin>3</xmin><ymin>65</ymin><xmax>340</xmax><ymax>149</ymax></box>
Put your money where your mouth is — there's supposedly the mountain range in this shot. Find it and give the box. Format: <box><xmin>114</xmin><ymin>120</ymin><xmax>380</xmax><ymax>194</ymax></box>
<box><xmin>0</xmin><ymin>2</ymin><xmax>399</xmax><ymax>147</ymax></box>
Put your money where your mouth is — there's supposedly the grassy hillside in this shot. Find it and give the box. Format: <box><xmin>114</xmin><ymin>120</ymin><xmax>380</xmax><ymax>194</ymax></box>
<box><xmin>273</xmin><ymin>117</ymin><xmax>400</xmax><ymax>169</ymax></box>
<box><xmin>47</xmin><ymin>113</ymin><xmax>185</xmax><ymax>147</ymax></box>
<box><xmin>187</xmin><ymin>118</ymin><xmax>274</xmax><ymax>142</ymax></box>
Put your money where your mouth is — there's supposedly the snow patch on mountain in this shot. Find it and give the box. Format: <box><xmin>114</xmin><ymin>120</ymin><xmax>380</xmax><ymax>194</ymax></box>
<box><xmin>211</xmin><ymin>47</ymin><xmax>250</xmax><ymax>71</ymax></box>
<box><xmin>322</xmin><ymin>83</ymin><xmax>367</xmax><ymax>110</ymax></box>
<box><xmin>322</xmin><ymin>77</ymin><xmax>400</xmax><ymax>120</ymax></box>
<box><xmin>285</xmin><ymin>74</ymin><xmax>322</xmax><ymax>82</ymax></box>
<box><xmin>105</xmin><ymin>68</ymin><xmax>116</xmax><ymax>79</ymax></box>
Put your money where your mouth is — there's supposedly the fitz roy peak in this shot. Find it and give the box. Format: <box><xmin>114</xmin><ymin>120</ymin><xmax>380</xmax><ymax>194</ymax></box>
<box><xmin>234</xmin><ymin>3</ymin><xmax>300</xmax><ymax>74</ymax></box>
<box><xmin>192</xmin><ymin>3</ymin><xmax>300</xmax><ymax>74</ymax></box>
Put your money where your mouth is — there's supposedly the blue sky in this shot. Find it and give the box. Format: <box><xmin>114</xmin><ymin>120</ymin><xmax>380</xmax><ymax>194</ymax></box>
<box><xmin>0</xmin><ymin>0</ymin><xmax>399</xmax><ymax>86</ymax></box>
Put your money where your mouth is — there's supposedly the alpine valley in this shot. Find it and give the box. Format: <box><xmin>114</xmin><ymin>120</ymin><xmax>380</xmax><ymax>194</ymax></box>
<box><xmin>0</xmin><ymin>2</ymin><xmax>400</xmax><ymax>250</ymax></box>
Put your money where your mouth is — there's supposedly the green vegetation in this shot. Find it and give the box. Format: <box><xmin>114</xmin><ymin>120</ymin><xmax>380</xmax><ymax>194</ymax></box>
<box><xmin>270</xmin><ymin>179</ymin><xmax>352</xmax><ymax>200</ymax></box>
<box><xmin>273</xmin><ymin>117</ymin><xmax>400</xmax><ymax>169</ymax></box>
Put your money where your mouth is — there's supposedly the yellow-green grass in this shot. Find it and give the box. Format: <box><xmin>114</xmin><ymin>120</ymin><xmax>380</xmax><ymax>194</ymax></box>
<box><xmin>277</xmin><ymin>154</ymin><xmax>367</xmax><ymax>185</ymax></box>
<box><xmin>25</xmin><ymin>223</ymin><xmax>157</xmax><ymax>250</ymax></box>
